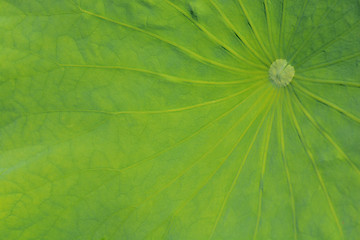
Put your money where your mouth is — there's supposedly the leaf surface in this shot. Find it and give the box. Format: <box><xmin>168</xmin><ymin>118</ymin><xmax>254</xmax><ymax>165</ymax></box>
<box><xmin>0</xmin><ymin>0</ymin><xmax>359</xmax><ymax>239</ymax></box>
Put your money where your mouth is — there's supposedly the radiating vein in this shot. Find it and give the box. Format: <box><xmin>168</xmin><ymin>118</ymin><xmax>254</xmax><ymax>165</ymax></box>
<box><xmin>164</xmin><ymin>0</ymin><xmax>267</xmax><ymax>70</ymax></box>
<box><xmin>236</xmin><ymin>0</ymin><xmax>273</xmax><ymax>62</ymax></box>
<box><xmin>78</xmin><ymin>7</ymin><xmax>256</xmax><ymax>74</ymax></box>
<box><xmin>286</xmin><ymin>90</ymin><xmax>344</xmax><ymax>238</ymax></box>
<box><xmin>32</xmin><ymin>81</ymin><xmax>265</xmax><ymax>117</ymax></box>
<box><xmin>87</xmin><ymin>83</ymin><xmax>265</xmax><ymax>176</ymax></box>
<box><xmin>291</xmin><ymin>86</ymin><xmax>360</xmax><ymax>175</ymax></box>
<box><xmin>0</xmin><ymin>168</ymin><xmax>6</xmax><ymax>178</ymax></box>
<box><xmin>263</xmin><ymin>0</ymin><xmax>276</xmax><ymax>59</ymax></box>
<box><xmin>209</xmin><ymin>91</ymin><xmax>278</xmax><ymax>240</ymax></box>
<box><xmin>278</xmin><ymin>89</ymin><xmax>297</xmax><ymax>240</ymax></box>
<box><xmin>295</xmin><ymin>75</ymin><xmax>360</xmax><ymax>88</ymax></box>
<box><xmin>144</xmin><ymin>90</ymin><xmax>275</xmax><ymax>240</ymax></box>
<box><xmin>279</xmin><ymin>0</ymin><xmax>287</xmax><ymax>57</ymax></box>
<box><xmin>110</xmin><ymin>89</ymin><xmax>274</xmax><ymax>239</ymax></box>
<box><xmin>293</xmin><ymin>82</ymin><xmax>360</xmax><ymax>124</ymax></box>
<box><xmin>110</xmin><ymin>109</ymin><xmax>245</xmax><ymax>238</ymax></box>
<box><xmin>298</xmin><ymin>52</ymin><xmax>360</xmax><ymax>72</ymax></box>
<box><xmin>253</xmin><ymin>102</ymin><xmax>275</xmax><ymax>240</ymax></box>
<box><xmin>288</xmin><ymin>0</ymin><xmax>340</xmax><ymax>64</ymax></box>
<box><xmin>88</xmin><ymin>86</ymin><xmax>269</xmax><ymax>238</ymax></box>
<box><xmin>285</xmin><ymin>0</ymin><xmax>309</xmax><ymax>55</ymax></box>
<box><xmin>209</xmin><ymin>0</ymin><xmax>270</xmax><ymax>66</ymax></box>
<box><xmin>10</xmin><ymin>85</ymin><xmax>264</xmax><ymax>203</ymax></box>
<box><xmin>58</xmin><ymin>63</ymin><xmax>266</xmax><ymax>85</ymax></box>
<box><xmin>296</xmin><ymin>20</ymin><xmax>360</xmax><ymax>68</ymax></box>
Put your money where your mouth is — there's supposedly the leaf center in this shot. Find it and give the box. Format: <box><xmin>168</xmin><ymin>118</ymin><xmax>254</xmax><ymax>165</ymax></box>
<box><xmin>269</xmin><ymin>59</ymin><xmax>295</xmax><ymax>87</ymax></box>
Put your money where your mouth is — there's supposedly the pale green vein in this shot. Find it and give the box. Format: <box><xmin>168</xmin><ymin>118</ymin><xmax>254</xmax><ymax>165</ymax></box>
<box><xmin>0</xmin><ymin>168</ymin><xmax>6</xmax><ymax>178</ymax></box>
<box><xmin>253</xmin><ymin>101</ymin><xmax>276</xmax><ymax>240</ymax></box>
<box><xmin>58</xmin><ymin>63</ymin><xmax>266</xmax><ymax>85</ymax></box>
<box><xmin>295</xmin><ymin>75</ymin><xmax>360</xmax><ymax>88</ymax></box>
<box><xmin>279</xmin><ymin>0</ymin><xmax>287</xmax><ymax>57</ymax></box>
<box><xmin>86</xmin><ymin>83</ymin><xmax>266</xmax><ymax>176</ymax></box>
<box><xmin>286</xmin><ymin>90</ymin><xmax>344</xmax><ymax>238</ymax></box>
<box><xmin>288</xmin><ymin>0</ymin><xmax>340</xmax><ymax>64</ymax></box>
<box><xmin>177</xmin><ymin>92</ymin><xmax>272</xmax><ymax>239</ymax></box>
<box><xmin>112</xmin><ymin>88</ymin><xmax>273</xmax><ymax>240</ymax></box>
<box><xmin>78</xmin><ymin>86</ymin><xmax>270</xmax><ymax>238</ymax></box>
<box><xmin>31</xmin><ymin>81</ymin><xmax>264</xmax><ymax>116</ymax></box>
<box><xmin>284</xmin><ymin>0</ymin><xmax>309</xmax><ymax>55</ymax></box>
<box><xmin>78</xmin><ymin>7</ymin><xmax>255</xmax><ymax>74</ymax></box>
<box><xmin>5</xmin><ymin>84</ymin><xmax>263</xmax><ymax>199</ymax></box>
<box><xmin>5</xmin><ymin>12</ymin><xmax>80</xmax><ymax>17</ymax></box>
<box><xmin>263</xmin><ymin>0</ymin><xmax>276</xmax><ymax>59</ymax></box>
<box><xmin>278</xmin><ymin>89</ymin><xmax>297</xmax><ymax>240</ymax></box>
<box><xmin>3</xmin><ymin>81</ymin><xmax>262</xmax><ymax>201</ymax></box>
<box><xmin>296</xmin><ymin>20</ymin><xmax>360</xmax><ymax>68</ymax></box>
<box><xmin>293</xmin><ymin>82</ymin><xmax>360</xmax><ymax>124</ymax></box>
<box><xmin>290</xmin><ymin>86</ymin><xmax>360</xmax><ymax>175</ymax></box>
<box><xmin>110</xmin><ymin>110</ymin><xmax>245</xmax><ymax>239</ymax></box>
<box><xmin>297</xmin><ymin>52</ymin><xmax>360</xmax><ymax>72</ymax></box>
<box><xmin>208</xmin><ymin>0</ymin><xmax>270</xmax><ymax>66</ymax></box>
<box><xmin>236</xmin><ymin>0</ymin><xmax>273</xmax><ymax>63</ymax></box>
<box><xmin>164</xmin><ymin>0</ymin><xmax>267</xmax><ymax>70</ymax></box>
<box><xmin>209</xmin><ymin>91</ymin><xmax>278</xmax><ymax>240</ymax></box>
<box><xmin>144</xmin><ymin>89</ymin><xmax>274</xmax><ymax>239</ymax></box>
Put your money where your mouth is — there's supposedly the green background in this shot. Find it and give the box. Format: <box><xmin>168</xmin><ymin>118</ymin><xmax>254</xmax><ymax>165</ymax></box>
<box><xmin>1</xmin><ymin>0</ymin><xmax>359</xmax><ymax>239</ymax></box>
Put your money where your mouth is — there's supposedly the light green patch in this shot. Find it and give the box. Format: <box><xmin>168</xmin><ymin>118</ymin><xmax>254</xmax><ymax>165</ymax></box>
<box><xmin>269</xmin><ymin>59</ymin><xmax>295</xmax><ymax>87</ymax></box>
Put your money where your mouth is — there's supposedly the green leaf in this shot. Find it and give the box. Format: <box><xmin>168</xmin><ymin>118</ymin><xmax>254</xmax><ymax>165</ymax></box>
<box><xmin>1</xmin><ymin>0</ymin><xmax>359</xmax><ymax>239</ymax></box>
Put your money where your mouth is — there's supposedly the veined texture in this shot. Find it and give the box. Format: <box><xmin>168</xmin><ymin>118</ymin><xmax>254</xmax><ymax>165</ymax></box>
<box><xmin>0</xmin><ymin>0</ymin><xmax>359</xmax><ymax>240</ymax></box>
